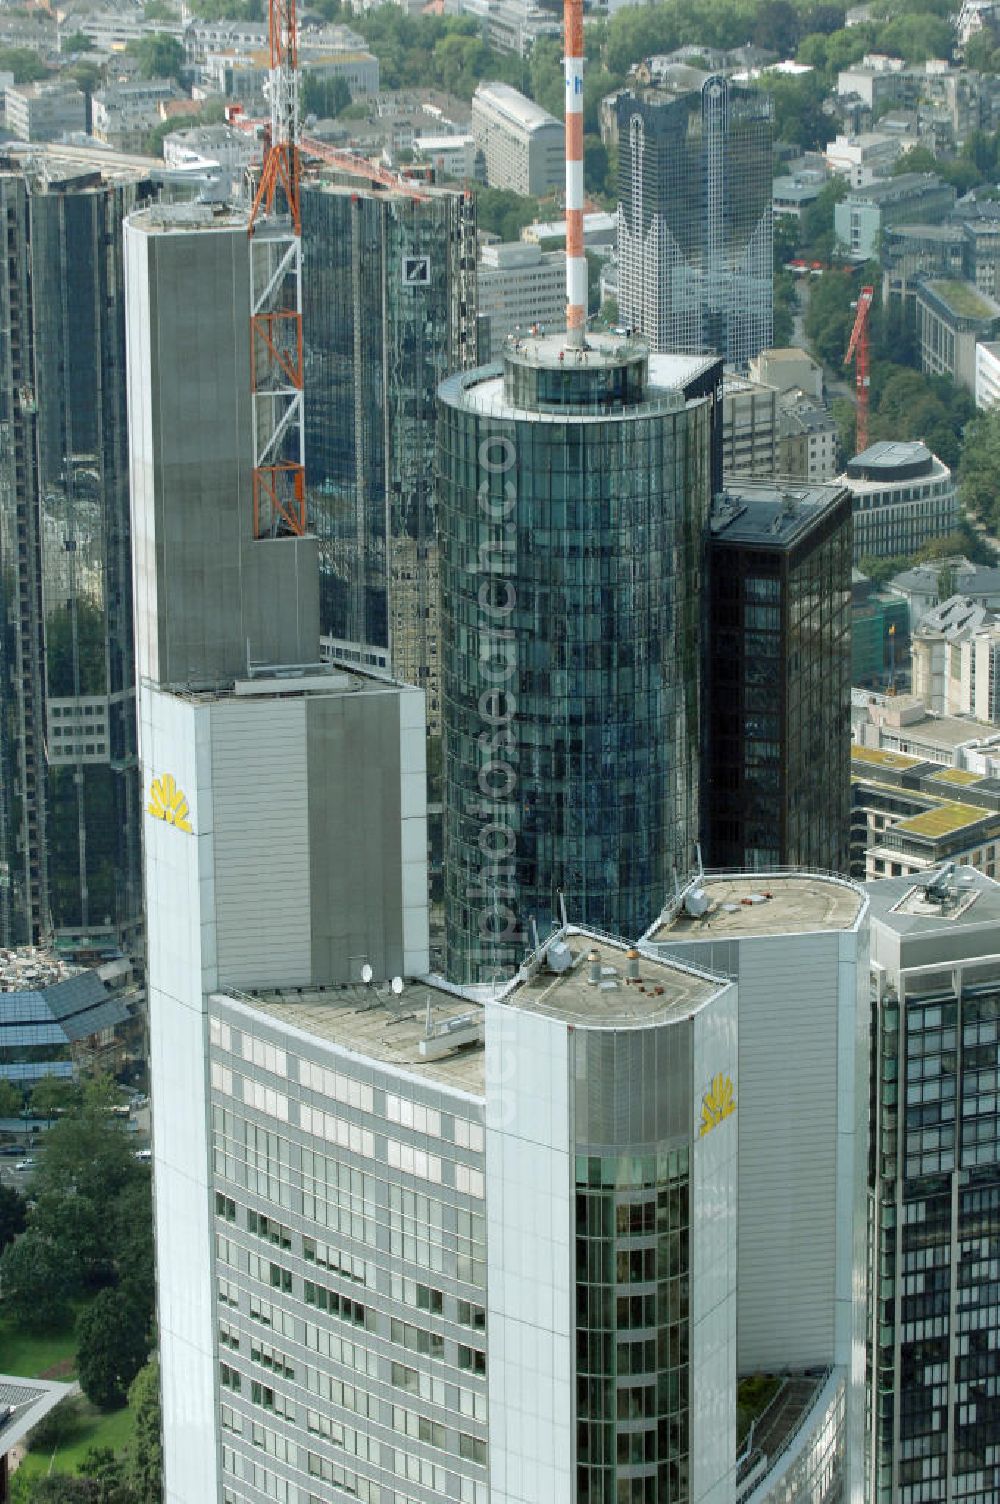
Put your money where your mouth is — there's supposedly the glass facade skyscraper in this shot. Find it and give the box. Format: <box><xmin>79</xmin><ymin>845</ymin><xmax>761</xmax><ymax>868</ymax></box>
<box><xmin>868</xmin><ymin>871</ymin><xmax>1000</xmax><ymax>1504</ymax></box>
<box><xmin>0</xmin><ymin>163</ymin><xmax>154</xmax><ymax>948</ymax></box>
<box><xmin>617</xmin><ymin>78</ymin><xmax>773</xmax><ymax>366</ymax></box>
<box><xmin>704</xmin><ymin>481</ymin><xmax>853</xmax><ymax>874</ymax></box>
<box><xmin>301</xmin><ymin>179</ymin><xmax>477</xmax><ymax>732</ymax></box>
<box><xmin>437</xmin><ymin>334</ymin><xmax>719</xmax><ymax>984</ymax></box>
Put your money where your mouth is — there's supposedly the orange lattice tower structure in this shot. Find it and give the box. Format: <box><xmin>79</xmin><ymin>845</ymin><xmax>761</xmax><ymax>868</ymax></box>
<box><xmin>247</xmin><ymin>0</ymin><xmax>306</xmax><ymax>537</ymax></box>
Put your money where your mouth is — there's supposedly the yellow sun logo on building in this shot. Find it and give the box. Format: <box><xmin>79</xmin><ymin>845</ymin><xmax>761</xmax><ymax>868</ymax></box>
<box><xmin>699</xmin><ymin>1073</ymin><xmax>735</xmax><ymax>1137</ymax></box>
<box><xmin>148</xmin><ymin>773</ymin><xmax>192</xmax><ymax>834</ymax></box>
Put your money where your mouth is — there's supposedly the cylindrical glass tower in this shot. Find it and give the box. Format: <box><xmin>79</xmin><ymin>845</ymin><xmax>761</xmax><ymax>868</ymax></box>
<box><xmin>437</xmin><ymin>332</ymin><xmax>714</xmax><ymax>984</ymax></box>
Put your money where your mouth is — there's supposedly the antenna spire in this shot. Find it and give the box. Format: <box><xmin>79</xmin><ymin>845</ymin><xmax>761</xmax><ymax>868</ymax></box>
<box><xmin>564</xmin><ymin>0</ymin><xmax>586</xmax><ymax>347</ymax></box>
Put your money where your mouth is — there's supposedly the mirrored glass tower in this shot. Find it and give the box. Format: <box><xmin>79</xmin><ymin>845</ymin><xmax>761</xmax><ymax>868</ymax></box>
<box><xmin>0</xmin><ymin>162</ymin><xmax>155</xmax><ymax>949</ymax></box>
<box><xmin>437</xmin><ymin>334</ymin><xmax>720</xmax><ymax>984</ymax></box>
<box><xmin>617</xmin><ymin>78</ymin><xmax>773</xmax><ymax>366</ymax></box>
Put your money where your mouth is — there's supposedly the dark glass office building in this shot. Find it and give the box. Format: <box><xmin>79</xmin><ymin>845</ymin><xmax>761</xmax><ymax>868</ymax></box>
<box><xmin>0</xmin><ymin>162</ymin><xmax>154</xmax><ymax>948</ymax></box>
<box><xmin>437</xmin><ymin>334</ymin><xmax>720</xmax><ymax>983</ymax></box>
<box><xmin>617</xmin><ymin>78</ymin><xmax>773</xmax><ymax>366</ymax></box>
<box><xmin>703</xmin><ymin>480</ymin><xmax>853</xmax><ymax>874</ymax></box>
<box><xmin>301</xmin><ymin>178</ymin><xmax>477</xmax><ymax>732</ymax></box>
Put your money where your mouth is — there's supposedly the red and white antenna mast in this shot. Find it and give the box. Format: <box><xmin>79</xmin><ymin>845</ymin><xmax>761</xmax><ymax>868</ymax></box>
<box><xmin>564</xmin><ymin>0</ymin><xmax>586</xmax><ymax>346</ymax></box>
<box><xmin>247</xmin><ymin>0</ymin><xmax>306</xmax><ymax>538</ymax></box>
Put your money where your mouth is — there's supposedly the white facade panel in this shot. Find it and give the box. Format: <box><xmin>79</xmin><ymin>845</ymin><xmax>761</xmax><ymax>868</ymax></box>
<box><xmin>485</xmin><ymin>1003</ymin><xmax>574</xmax><ymax>1504</ymax></box>
<box><xmin>209</xmin><ymin>698</ymin><xmax>311</xmax><ymax>989</ymax></box>
<box><xmin>735</xmin><ymin>934</ymin><xmax>841</xmax><ymax>1371</ymax></box>
<box><xmin>141</xmin><ymin>687</ymin><xmax>218</xmax><ymax>1503</ymax></box>
<box><xmin>842</xmin><ymin>921</ymin><xmax>869</xmax><ymax>1504</ymax></box>
<box><xmin>691</xmin><ymin>982</ymin><xmax>739</xmax><ymax>1504</ymax></box>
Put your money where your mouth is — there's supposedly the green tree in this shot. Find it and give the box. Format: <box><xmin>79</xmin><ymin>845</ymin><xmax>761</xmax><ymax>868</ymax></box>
<box><xmin>528</xmin><ymin>35</ymin><xmax>563</xmax><ymax>119</ymax></box>
<box><xmin>875</xmin><ymin>11</ymin><xmax>953</xmax><ymax>62</ymax></box>
<box><xmin>10</xmin><ymin>1478</ymin><xmax>102</xmax><ymax>1504</ymax></box>
<box><xmin>113</xmin><ymin>1175</ymin><xmax>155</xmax><ymax>1324</ymax></box>
<box><xmin>773</xmin><ymin>269</ymin><xmax>797</xmax><ymax>345</ymax></box>
<box><xmin>803</xmin><ymin>269</ymin><xmax>856</xmax><ymax>366</ymax></box>
<box><xmin>30</xmin><ymin>1190</ymin><xmax>116</xmax><ymax>1293</ymax></box>
<box><xmin>29</xmin><ymin>1075</ymin><xmax>79</xmax><ymax>1118</ymax></box>
<box><xmin>604</xmin><ymin>5</ymin><xmax>680</xmax><ymax>75</ymax></box>
<box><xmin>126</xmin><ymin>1359</ymin><xmax>163</xmax><ymax>1504</ymax></box>
<box><xmin>756</xmin><ymin>70</ymin><xmax>830</xmax><ymax>152</ymax></box>
<box><xmin>0</xmin><ymin>1229</ymin><xmax>73</xmax><ymax>1329</ymax></box>
<box><xmin>0</xmin><ymin>47</ymin><xmax>49</xmax><ymax>83</ymax></box>
<box><xmin>61</xmin><ymin>31</ymin><xmax>93</xmax><ymax>54</ymax></box>
<box><xmin>754</xmin><ymin>0</ymin><xmax>802</xmax><ymax>52</ymax></box>
<box><xmin>959</xmin><ymin>405</ymin><xmax>1000</xmax><ymax>530</ymax></box>
<box><xmin>0</xmin><ymin>1183</ymin><xmax>27</xmax><ymax>1254</ymax></box>
<box><xmin>34</xmin><ymin>1104</ymin><xmax>137</xmax><ymax>1205</ymax></box>
<box><xmin>473</xmin><ymin>186</ymin><xmax>540</xmax><ymax>243</ymax></box>
<box><xmin>128</xmin><ymin>33</ymin><xmax>185</xmax><ymax>82</ymax></box>
<box><xmin>144</xmin><ymin>0</ymin><xmax>179</xmax><ymax>17</ymax></box>
<box><xmin>77</xmin><ymin>1289</ymin><xmax>150</xmax><ymax>1410</ymax></box>
<box><xmin>963</xmin><ymin>29</ymin><xmax>1000</xmax><ymax>71</ymax></box>
<box><xmin>70</xmin><ymin>62</ymin><xmax>103</xmax><ymax>96</ymax></box>
<box><xmin>585</xmin><ymin>135</ymin><xmax>611</xmax><ymax>197</ymax></box>
<box><xmin>799</xmin><ymin>176</ymin><xmax>848</xmax><ymax>261</ymax></box>
<box><xmin>0</xmin><ymin>1078</ymin><xmax>22</xmax><ymax>1116</ymax></box>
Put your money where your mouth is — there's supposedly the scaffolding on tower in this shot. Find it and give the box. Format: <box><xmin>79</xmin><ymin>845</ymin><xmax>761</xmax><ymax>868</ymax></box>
<box><xmin>844</xmin><ymin>284</ymin><xmax>874</xmax><ymax>457</ymax></box>
<box><xmin>247</xmin><ymin>0</ymin><xmax>306</xmax><ymax>538</ymax></box>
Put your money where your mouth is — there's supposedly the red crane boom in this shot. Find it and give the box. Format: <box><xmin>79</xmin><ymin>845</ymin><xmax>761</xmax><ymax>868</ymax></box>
<box><xmin>844</xmin><ymin>284</ymin><xmax>874</xmax><ymax>455</ymax></box>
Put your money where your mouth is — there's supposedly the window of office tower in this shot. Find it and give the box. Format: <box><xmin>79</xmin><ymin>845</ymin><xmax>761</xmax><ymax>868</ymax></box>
<box><xmin>574</xmin><ymin>1147</ymin><xmax>690</xmax><ymax>1504</ymax></box>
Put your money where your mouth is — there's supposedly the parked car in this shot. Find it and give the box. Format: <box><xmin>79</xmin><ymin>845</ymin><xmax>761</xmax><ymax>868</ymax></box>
<box><xmin>15</xmin><ymin>1158</ymin><xmax>36</xmax><ymax>1172</ymax></box>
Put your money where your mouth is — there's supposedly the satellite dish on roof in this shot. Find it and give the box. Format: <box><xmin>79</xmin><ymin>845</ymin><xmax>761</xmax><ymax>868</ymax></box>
<box><xmin>391</xmin><ymin>976</ymin><xmax>404</xmax><ymax>996</ymax></box>
<box><xmin>361</xmin><ymin>963</ymin><xmax>373</xmax><ymax>985</ymax></box>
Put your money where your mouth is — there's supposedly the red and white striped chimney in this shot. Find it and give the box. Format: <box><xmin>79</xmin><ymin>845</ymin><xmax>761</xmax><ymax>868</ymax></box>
<box><xmin>564</xmin><ymin>0</ymin><xmax>585</xmax><ymax>346</ymax></box>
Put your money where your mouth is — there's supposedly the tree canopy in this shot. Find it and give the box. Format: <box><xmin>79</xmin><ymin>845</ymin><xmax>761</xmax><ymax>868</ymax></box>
<box><xmin>127</xmin><ymin>32</ymin><xmax>185</xmax><ymax>82</ymax></box>
<box><xmin>76</xmin><ymin>1288</ymin><xmax>150</xmax><ymax>1410</ymax></box>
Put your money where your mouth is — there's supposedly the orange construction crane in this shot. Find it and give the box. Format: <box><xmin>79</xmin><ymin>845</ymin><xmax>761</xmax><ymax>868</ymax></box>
<box><xmin>844</xmin><ymin>284</ymin><xmax>874</xmax><ymax>455</ymax></box>
<box><xmin>228</xmin><ymin>107</ymin><xmax>429</xmax><ymax>202</ymax></box>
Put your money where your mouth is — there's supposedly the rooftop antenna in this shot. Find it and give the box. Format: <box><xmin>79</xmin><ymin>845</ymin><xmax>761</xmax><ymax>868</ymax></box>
<box><xmin>557</xmin><ymin>888</ymin><xmax>568</xmax><ymax>928</ymax></box>
<box><xmin>564</xmin><ymin>0</ymin><xmax>586</xmax><ymax>349</ymax></box>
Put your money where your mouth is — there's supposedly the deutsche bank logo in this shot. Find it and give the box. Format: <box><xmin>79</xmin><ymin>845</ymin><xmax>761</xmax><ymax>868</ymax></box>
<box><xmin>402</xmin><ymin>255</ymin><xmax>431</xmax><ymax>286</ymax></box>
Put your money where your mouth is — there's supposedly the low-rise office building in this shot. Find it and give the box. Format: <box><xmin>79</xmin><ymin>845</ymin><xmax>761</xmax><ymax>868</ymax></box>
<box><xmin>471</xmin><ymin>82</ymin><xmax>563</xmax><ymax>196</ymax></box>
<box><xmin>721</xmin><ymin>376</ymin><xmax>779</xmax><ymax>478</ymax></box>
<box><xmin>4</xmin><ymin>82</ymin><xmax>86</xmax><ymax>142</ymax></box>
<box><xmin>835</xmin><ymin>173</ymin><xmax>955</xmax><ymax>260</ymax></box>
<box><xmin>841</xmin><ymin>440</ymin><xmax>957</xmax><ymax>562</ymax></box>
<box><xmin>476</xmin><ymin>240</ymin><xmax>566</xmax><ymax>358</ymax></box>
<box><xmin>912</xmin><ymin>595</ymin><xmax>1000</xmax><ymax>720</ymax></box>
<box><xmin>915</xmin><ymin>275</ymin><xmax>1000</xmax><ymax>389</ymax></box>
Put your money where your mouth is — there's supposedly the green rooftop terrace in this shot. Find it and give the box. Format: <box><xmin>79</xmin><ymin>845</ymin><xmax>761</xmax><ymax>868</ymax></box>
<box><xmin>927</xmin><ymin>278</ymin><xmax>1000</xmax><ymax>321</ymax></box>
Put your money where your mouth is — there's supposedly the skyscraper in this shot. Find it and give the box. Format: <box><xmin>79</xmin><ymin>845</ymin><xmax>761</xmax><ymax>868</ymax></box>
<box><xmin>301</xmin><ymin>178</ymin><xmax>477</xmax><ymax>732</ymax></box>
<box><xmin>704</xmin><ymin>480</ymin><xmax>853</xmax><ymax>874</ymax></box>
<box><xmin>0</xmin><ymin>156</ymin><xmax>156</xmax><ymax>950</ymax></box>
<box><xmin>437</xmin><ymin>336</ymin><xmax>721</xmax><ymax>984</ymax></box>
<box><xmin>124</xmin><ymin>198</ymin><xmax>870</xmax><ymax>1504</ymax></box>
<box><xmin>124</xmin><ymin>200</ymin><xmax>431</xmax><ymax>1499</ymax></box>
<box><xmin>867</xmin><ymin>866</ymin><xmax>1000</xmax><ymax>1504</ymax></box>
<box><xmin>617</xmin><ymin>79</ymin><xmax>773</xmax><ymax>366</ymax></box>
